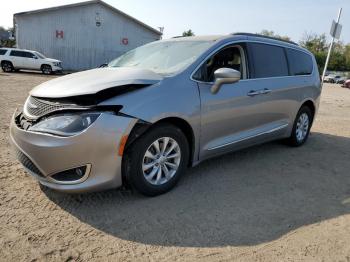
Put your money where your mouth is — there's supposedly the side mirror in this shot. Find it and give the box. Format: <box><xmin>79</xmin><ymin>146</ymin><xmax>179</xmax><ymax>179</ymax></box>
<box><xmin>211</xmin><ymin>68</ymin><xmax>241</xmax><ymax>94</ymax></box>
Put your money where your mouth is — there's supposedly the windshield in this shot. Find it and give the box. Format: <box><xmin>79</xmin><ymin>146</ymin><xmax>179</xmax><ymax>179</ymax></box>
<box><xmin>34</xmin><ymin>51</ymin><xmax>46</xmax><ymax>59</ymax></box>
<box><xmin>108</xmin><ymin>40</ymin><xmax>214</xmax><ymax>75</ymax></box>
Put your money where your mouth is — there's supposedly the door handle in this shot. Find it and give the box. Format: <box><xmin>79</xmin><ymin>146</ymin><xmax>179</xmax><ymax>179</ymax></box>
<box><xmin>247</xmin><ymin>90</ymin><xmax>261</xmax><ymax>96</ymax></box>
<box><xmin>247</xmin><ymin>89</ymin><xmax>272</xmax><ymax>97</ymax></box>
<box><xmin>261</xmin><ymin>88</ymin><xmax>272</xmax><ymax>94</ymax></box>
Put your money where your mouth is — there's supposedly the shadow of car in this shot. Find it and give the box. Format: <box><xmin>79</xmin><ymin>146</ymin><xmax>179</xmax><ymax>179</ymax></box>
<box><xmin>43</xmin><ymin>132</ymin><xmax>350</xmax><ymax>248</ymax></box>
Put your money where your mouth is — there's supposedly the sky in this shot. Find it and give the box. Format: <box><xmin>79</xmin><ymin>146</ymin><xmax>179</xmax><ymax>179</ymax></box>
<box><xmin>1</xmin><ymin>0</ymin><xmax>349</xmax><ymax>43</ymax></box>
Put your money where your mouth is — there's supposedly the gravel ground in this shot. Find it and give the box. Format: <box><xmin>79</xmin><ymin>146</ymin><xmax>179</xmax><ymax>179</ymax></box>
<box><xmin>0</xmin><ymin>71</ymin><xmax>350</xmax><ymax>261</ymax></box>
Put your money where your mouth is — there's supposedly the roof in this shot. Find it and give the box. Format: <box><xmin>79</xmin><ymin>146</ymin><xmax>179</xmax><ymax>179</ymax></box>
<box><xmin>232</xmin><ymin>33</ymin><xmax>298</xmax><ymax>46</ymax></box>
<box><xmin>165</xmin><ymin>34</ymin><xmax>309</xmax><ymax>54</ymax></box>
<box><xmin>14</xmin><ymin>0</ymin><xmax>162</xmax><ymax>35</ymax></box>
<box><xmin>170</xmin><ymin>35</ymin><xmax>226</xmax><ymax>41</ymax></box>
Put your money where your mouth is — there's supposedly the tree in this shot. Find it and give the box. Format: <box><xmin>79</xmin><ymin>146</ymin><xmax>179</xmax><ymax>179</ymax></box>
<box><xmin>344</xmin><ymin>44</ymin><xmax>350</xmax><ymax>71</ymax></box>
<box><xmin>0</xmin><ymin>26</ymin><xmax>15</xmax><ymax>47</ymax></box>
<box><xmin>299</xmin><ymin>32</ymin><xmax>328</xmax><ymax>72</ymax></box>
<box><xmin>259</xmin><ymin>30</ymin><xmax>291</xmax><ymax>41</ymax></box>
<box><xmin>182</xmin><ymin>29</ymin><xmax>195</xmax><ymax>37</ymax></box>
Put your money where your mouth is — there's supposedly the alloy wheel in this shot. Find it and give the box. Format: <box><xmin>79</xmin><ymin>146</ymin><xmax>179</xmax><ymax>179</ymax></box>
<box><xmin>142</xmin><ymin>137</ymin><xmax>181</xmax><ymax>185</ymax></box>
<box><xmin>296</xmin><ymin>112</ymin><xmax>309</xmax><ymax>142</ymax></box>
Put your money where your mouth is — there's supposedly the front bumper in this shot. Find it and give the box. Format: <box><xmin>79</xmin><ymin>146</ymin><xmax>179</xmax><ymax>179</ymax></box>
<box><xmin>10</xmin><ymin>111</ymin><xmax>137</xmax><ymax>193</ymax></box>
<box><xmin>52</xmin><ymin>65</ymin><xmax>63</xmax><ymax>72</ymax></box>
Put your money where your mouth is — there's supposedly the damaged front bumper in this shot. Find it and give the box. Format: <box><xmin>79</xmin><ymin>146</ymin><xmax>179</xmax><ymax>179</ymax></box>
<box><xmin>10</xmin><ymin>110</ymin><xmax>137</xmax><ymax>193</ymax></box>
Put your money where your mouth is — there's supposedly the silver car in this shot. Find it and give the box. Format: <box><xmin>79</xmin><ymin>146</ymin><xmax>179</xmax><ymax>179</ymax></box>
<box><xmin>10</xmin><ymin>33</ymin><xmax>321</xmax><ymax>196</ymax></box>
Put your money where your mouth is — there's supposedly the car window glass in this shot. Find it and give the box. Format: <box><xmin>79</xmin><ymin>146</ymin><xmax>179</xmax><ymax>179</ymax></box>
<box><xmin>0</xmin><ymin>49</ymin><xmax>7</xmax><ymax>55</ymax></box>
<box><xmin>193</xmin><ymin>46</ymin><xmax>244</xmax><ymax>82</ymax></box>
<box><xmin>109</xmin><ymin>40</ymin><xmax>213</xmax><ymax>75</ymax></box>
<box><xmin>286</xmin><ymin>48</ymin><xmax>313</xmax><ymax>75</ymax></box>
<box><xmin>25</xmin><ymin>52</ymin><xmax>36</xmax><ymax>59</ymax></box>
<box><xmin>10</xmin><ymin>50</ymin><xmax>26</xmax><ymax>57</ymax></box>
<box><xmin>249</xmin><ymin>43</ymin><xmax>288</xmax><ymax>78</ymax></box>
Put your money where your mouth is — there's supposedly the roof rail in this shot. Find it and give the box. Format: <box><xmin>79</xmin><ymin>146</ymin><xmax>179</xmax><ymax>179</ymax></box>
<box><xmin>232</xmin><ymin>32</ymin><xmax>298</xmax><ymax>46</ymax></box>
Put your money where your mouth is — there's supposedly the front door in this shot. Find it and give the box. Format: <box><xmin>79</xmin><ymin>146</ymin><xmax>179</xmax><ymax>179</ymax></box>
<box><xmin>195</xmin><ymin>43</ymin><xmax>290</xmax><ymax>160</ymax></box>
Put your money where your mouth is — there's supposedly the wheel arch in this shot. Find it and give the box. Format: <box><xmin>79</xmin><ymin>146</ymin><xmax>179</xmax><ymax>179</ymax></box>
<box><xmin>40</xmin><ymin>64</ymin><xmax>52</xmax><ymax>69</ymax></box>
<box><xmin>1</xmin><ymin>60</ymin><xmax>13</xmax><ymax>66</ymax></box>
<box><xmin>125</xmin><ymin>116</ymin><xmax>196</xmax><ymax>166</ymax></box>
<box><xmin>300</xmin><ymin>99</ymin><xmax>316</xmax><ymax>123</ymax></box>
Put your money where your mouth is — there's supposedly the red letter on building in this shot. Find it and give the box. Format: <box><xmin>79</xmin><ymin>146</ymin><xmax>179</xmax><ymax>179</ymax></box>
<box><xmin>56</xmin><ymin>30</ymin><xmax>64</xmax><ymax>39</ymax></box>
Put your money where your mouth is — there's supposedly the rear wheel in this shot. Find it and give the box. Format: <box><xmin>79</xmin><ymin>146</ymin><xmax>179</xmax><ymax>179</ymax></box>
<box><xmin>123</xmin><ymin>123</ymin><xmax>189</xmax><ymax>196</ymax></box>
<box><xmin>287</xmin><ymin>106</ymin><xmax>313</xmax><ymax>146</ymax></box>
<box><xmin>1</xmin><ymin>61</ymin><xmax>14</xmax><ymax>72</ymax></box>
<box><xmin>41</xmin><ymin>65</ymin><xmax>52</xmax><ymax>75</ymax></box>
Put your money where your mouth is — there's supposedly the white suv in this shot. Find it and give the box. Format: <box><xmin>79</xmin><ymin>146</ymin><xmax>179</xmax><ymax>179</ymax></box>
<box><xmin>0</xmin><ymin>48</ymin><xmax>62</xmax><ymax>74</ymax></box>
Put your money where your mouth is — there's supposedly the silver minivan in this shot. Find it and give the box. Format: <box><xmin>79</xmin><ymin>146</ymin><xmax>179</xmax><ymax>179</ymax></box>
<box><xmin>10</xmin><ymin>33</ymin><xmax>321</xmax><ymax>196</ymax></box>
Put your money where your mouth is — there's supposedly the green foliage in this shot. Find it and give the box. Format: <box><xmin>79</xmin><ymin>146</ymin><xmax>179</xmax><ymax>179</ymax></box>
<box><xmin>300</xmin><ymin>32</ymin><xmax>350</xmax><ymax>72</ymax></box>
<box><xmin>182</xmin><ymin>29</ymin><xmax>195</xmax><ymax>37</ymax></box>
<box><xmin>260</xmin><ymin>30</ymin><xmax>291</xmax><ymax>41</ymax></box>
<box><xmin>0</xmin><ymin>26</ymin><xmax>15</xmax><ymax>47</ymax></box>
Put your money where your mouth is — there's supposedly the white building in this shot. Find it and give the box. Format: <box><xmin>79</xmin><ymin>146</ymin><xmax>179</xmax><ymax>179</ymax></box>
<box><xmin>14</xmin><ymin>0</ymin><xmax>162</xmax><ymax>70</ymax></box>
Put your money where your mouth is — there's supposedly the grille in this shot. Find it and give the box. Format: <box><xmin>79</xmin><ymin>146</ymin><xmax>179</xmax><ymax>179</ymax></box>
<box><xmin>14</xmin><ymin>147</ymin><xmax>45</xmax><ymax>178</ymax></box>
<box><xmin>24</xmin><ymin>96</ymin><xmax>66</xmax><ymax>119</ymax></box>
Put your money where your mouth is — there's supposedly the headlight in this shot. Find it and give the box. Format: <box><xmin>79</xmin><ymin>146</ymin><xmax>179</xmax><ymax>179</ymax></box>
<box><xmin>28</xmin><ymin>112</ymin><xmax>101</xmax><ymax>136</ymax></box>
<box><xmin>53</xmin><ymin>62</ymin><xmax>61</xmax><ymax>67</ymax></box>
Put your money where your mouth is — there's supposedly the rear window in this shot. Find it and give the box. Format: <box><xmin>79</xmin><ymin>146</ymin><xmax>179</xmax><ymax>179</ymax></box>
<box><xmin>248</xmin><ymin>43</ymin><xmax>289</xmax><ymax>78</ymax></box>
<box><xmin>286</xmin><ymin>48</ymin><xmax>313</xmax><ymax>75</ymax></box>
<box><xmin>0</xmin><ymin>49</ymin><xmax>7</xmax><ymax>55</ymax></box>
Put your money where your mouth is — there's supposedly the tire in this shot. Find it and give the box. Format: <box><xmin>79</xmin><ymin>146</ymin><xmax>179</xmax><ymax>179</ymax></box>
<box><xmin>287</xmin><ymin>106</ymin><xmax>313</xmax><ymax>147</ymax></box>
<box><xmin>123</xmin><ymin>123</ymin><xmax>189</xmax><ymax>196</ymax></box>
<box><xmin>1</xmin><ymin>61</ymin><xmax>14</xmax><ymax>72</ymax></box>
<box><xmin>41</xmin><ymin>65</ymin><xmax>52</xmax><ymax>75</ymax></box>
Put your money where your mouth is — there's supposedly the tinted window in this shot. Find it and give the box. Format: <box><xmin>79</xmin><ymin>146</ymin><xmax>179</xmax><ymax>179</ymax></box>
<box><xmin>10</xmin><ymin>50</ymin><xmax>26</xmax><ymax>57</ymax></box>
<box><xmin>286</xmin><ymin>49</ymin><xmax>313</xmax><ymax>75</ymax></box>
<box><xmin>0</xmin><ymin>49</ymin><xmax>7</xmax><ymax>55</ymax></box>
<box><xmin>24</xmin><ymin>52</ymin><xmax>36</xmax><ymax>58</ymax></box>
<box><xmin>248</xmin><ymin>43</ymin><xmax>288</xmax><ymax>78</ymax></box>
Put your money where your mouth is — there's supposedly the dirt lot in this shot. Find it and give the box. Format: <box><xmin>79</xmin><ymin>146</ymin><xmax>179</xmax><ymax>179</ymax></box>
<box><xmin>0</xmin><ymin>72</ymin><xmax>349</xmax><ymax>261</ymax></box>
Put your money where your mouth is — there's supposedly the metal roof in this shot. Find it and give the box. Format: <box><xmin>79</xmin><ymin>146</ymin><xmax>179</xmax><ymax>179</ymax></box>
<box><xmin>14</xmin><ymin>0</ymin><xmax>162</xmax><ymax>35</ymax></box>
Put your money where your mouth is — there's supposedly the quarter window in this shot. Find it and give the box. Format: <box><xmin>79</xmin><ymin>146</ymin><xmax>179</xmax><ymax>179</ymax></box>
<box><xmin>286</xmin><ymin>48</ymin><xmax>313</xmax><ymax>75</ymax></box>
<box><xmin>248</xmin><ymin>43</ymin><xmax>288</xmax><ymax>78</ymax></box>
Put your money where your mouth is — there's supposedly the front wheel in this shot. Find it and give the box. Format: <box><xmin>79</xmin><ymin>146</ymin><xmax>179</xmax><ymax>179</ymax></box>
<box><xmin>287</xmin><ymin>106</ymin><xmax>313</xmax><ymax>146</ymax></box>
<box><xmin>123</xmin><ymin>123</ymin><xmax>189</xmax><ymax>196</ymax></box>
<box><xmin>41</xmin><ymin>65</ymin><xmax>52</xmax><ymax>75</ymax></box>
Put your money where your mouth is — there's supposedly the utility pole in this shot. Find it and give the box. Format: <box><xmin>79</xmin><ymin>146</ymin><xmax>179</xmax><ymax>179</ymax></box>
<box><xmin>158</xmin><ymin>27</ymin><xmax>164</xmax><ymax>39</ymax></box>
<box><xmin>322</xmin><ymin>8</ymin><xmax>342</xmax><ymax>86</ymax></box>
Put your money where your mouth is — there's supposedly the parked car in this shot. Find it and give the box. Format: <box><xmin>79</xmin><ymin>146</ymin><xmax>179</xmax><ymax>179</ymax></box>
<box><xmin>342</xmin><ymin>79</ymin><xmax>350</xmax><ymax>89</ymax></box>
<box><xmin>0</xmin><ymin>48</ymin><xmax>62</xmax><ymax>74</ymax></box>
<box><xmin>10</xmin><ymin>33</ymin><xmax>321</xmax><ymax>196</ymax></box>
<box><xmin>335</xmin><ymin>77</ymin><xmax>347</xmax><ymax>85</ymax></box>
<box><xmin>324</xmin><ymin>75</ymin><xmax>341</xmax><ymax>83</ymax></box>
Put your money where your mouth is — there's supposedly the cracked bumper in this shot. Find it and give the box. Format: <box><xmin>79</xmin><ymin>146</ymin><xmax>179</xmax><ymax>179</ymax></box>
<box><xmin>10</xmin><ymin>111</ymin><xmax>137</xmax><ymax>193</ymax></box>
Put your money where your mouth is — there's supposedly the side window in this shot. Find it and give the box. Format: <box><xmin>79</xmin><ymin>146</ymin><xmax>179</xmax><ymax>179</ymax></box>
<box><xmin>193</xmin><ymin>45</ymin><xmax>246</xmax><ymax>82</ymax></box>
<box><xmin>0</xmin><ymin>49</ymin><xmax>7</xmax><ymax>55</ymax></box>
<box><xmin>286</xmin><ymin>48</ymin><xmax>313</xmax><ymax>75</ymax></box>
<box><xmin>10</xmin><ymin>51</ymin><xmax>26</xmax><ymax>57</ymax></box>
<box><xmin>248</xmin><ymin>43</ymin><xmax>288</xmax><ymax>78</ymax></box>
<box><xmin>25</xmin><ymin>52</ymin><xmax>36</xmax><ymax>59</ymax></box>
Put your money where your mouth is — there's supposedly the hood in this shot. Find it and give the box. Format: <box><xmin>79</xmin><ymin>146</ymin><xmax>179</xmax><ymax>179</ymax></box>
<box><xmin>45</xmin><ymin>58</ymin><xmax>61</xmax><ymax>63</ymax></box>
<box><xmin>30</xmin><ymin>67</ymin><xmax>163</xmax><ymax>98</ymax></box>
